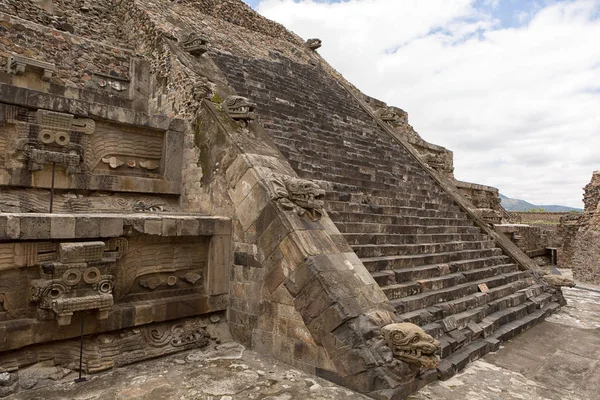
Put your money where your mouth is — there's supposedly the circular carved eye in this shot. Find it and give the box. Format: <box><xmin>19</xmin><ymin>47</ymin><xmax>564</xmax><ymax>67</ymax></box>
<box><xmin>413</xmin><ymin>336</ymin><xmax>420</xmax><ymax>343</ymax></box>
<box><xmin>98</xmin><ymin>280</ymin><xmax>113</xmax><ymax>294</ymax></box>
<box><xmin>47</xmin><ymin>285</ymin><xmax>64</xmax><ymax>299</ymax></box>
<box><xmin>83</xmin><ymin>267</ymin><xmax>101</xmax><ymax>284</ymax></box>
<box><xmin>62</xmin><ymin>269</ymin><xmax>82</xmax><ymax>286</ymax></box>
<box><xmin>167</xmin><ymin>276</ymin><xmax>177</xmax><ymax>286</ymax></box>
<box><xmin>39</xmin><ymin>130</ymin><xmax>55</xmax><ymax>144</ymax></box>
<box><xmin>55</xmin><ymin>131</ymin><xmax>70</xmax><ymax>146</ymax></box>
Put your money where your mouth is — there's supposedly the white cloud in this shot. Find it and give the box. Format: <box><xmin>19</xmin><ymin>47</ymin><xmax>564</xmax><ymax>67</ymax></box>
<box><xmin>256</xmin><ymin>0</ymin><xmax>600</xmax><ymax>208</ymax></box>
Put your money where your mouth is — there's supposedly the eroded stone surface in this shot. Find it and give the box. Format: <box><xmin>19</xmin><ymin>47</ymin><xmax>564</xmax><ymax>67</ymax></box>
<box><xmin>5</xmin><ymin>344</ymin><xmax>369</xmax><ymax>400</ymax></box>
<box><xmin>408</xmin><ymin>287</ymin><xmax>600</xmax><ymax>400</ymax></box>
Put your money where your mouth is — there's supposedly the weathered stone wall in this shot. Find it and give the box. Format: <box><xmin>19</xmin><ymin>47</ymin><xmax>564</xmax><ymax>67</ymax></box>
<box><xmin>0</xmin><ymin>0</ymin><xmax>235</xmax><ymax>392</ymax></box>
<box><xmin>0</xmin><ymin>9</ymin><xmax>132</xmax><ymax>88</ymax></box>
<box><xmin>0</xmin><ymin>1</ymin><xmax>562</xmax><ymax>398</ymax></box>
<box><xmin>558</xmin><ymin>171</ymin><xmax>600</xmax><ymax>284</ymax></box>
<box><xmin>513</xmin><ymin>212</ymin><xmax>572</xmax><ymax>226</ymax></box>
<box><xmin>583</xmin><ymin>171</ymin><xmax>600</xmax><ymax>229</ymax></box>
<box><xmin>0</xmin><ymin>0</ymin><xmax>130</xmax><ymax>48</ymax></box>
<box><xmin>111</xmin><ymin>2</ymin><xmax>425</xmax><ymax>398</ymax></box>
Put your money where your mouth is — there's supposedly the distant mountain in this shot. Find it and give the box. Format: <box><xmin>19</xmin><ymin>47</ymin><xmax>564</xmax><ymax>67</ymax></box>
<box><xmin>499</xmin><ymin>194</ymin><xmax>583</xmax><ymax>212</ymax></box>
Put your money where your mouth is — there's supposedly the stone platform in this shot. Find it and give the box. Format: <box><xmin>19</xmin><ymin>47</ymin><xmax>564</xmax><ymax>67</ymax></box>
<box><xmin>3</xmin><ymin>286</ymin><xmax>596</xmax><ymax>399</ymax></box>
<box><xmin>409</xmin><ymin>285</ymin><xmax>600</xmax><ymax>400</ymax></box>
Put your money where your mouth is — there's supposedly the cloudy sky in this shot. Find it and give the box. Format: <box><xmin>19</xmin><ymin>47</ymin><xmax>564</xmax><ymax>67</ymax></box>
<box><xmin>241</xmin><ymin>0</ymin><xmax>600</xmax><ymax>208</ymax></box>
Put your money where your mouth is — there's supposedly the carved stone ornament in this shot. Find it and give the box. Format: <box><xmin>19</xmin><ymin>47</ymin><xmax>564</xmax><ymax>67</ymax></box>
<box><xmin>542</xmin><ymin>274</ymin><xmax>576</xmax><ymax>288</ymax></box>
<box><xmin>475</xmin><ymin>208</ymin><xmax>502</xmax><ymax>224</ymax></box>
<box><xmin>29</xmin><ymin>239</ymin><xmax>127</xmax><ymax>326</ymax></box>
<box><xmin>223</xmin><ymin>95</ymin><xmax>256</xmax><ymax>124</ymax></box>
<box><xmin>381</xmin><ymin>323</ymin><xmax>441</xmax><ymax>369</ymax></box>
<box><xmin>375</xmin><ymin>107</ymin><xmax>403</xmax><ymax>124</ymax></box>
<box><xmin>6</xmin><ymin>54</ymin><xmax>55</xmax><ymax>81</ymax></box>
<box><xmin>181</xmin><ymin>32</ymin><xmax>209</xmax><ymax>56</ymax></box>
<box><xmin>305</xmin><ymin>38</ymin><xmax>322</xmax><ymax>50</ymax></box>
<box><xmin>269</xmin><ymin>173</ymin><xmax>326</xmax><ymax>221</ymax></box>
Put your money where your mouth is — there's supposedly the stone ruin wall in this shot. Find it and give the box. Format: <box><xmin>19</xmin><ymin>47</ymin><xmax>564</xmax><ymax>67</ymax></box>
<box><xmin>0</xmin><ymin>1</ymin><xmax>565</xmax><ymax>398</ymax></box>
<box><xmin>558</xmin><ymin>171</ymin><xmax>600</xmax><ymax>284</ymax></box>
<box><xmin>512</xmin><ymin>212</ymin><xmax>572</xmax><ymax>226</ymax></box>
<box><xmin>0</xmin><ymin>1</ymin><xmax>237</xmax><ymax>395</ymax></box>
<box><xmin>0</xmin><ymin>1</ymin><xmax>412</xmax><ymax>397</ymax></box>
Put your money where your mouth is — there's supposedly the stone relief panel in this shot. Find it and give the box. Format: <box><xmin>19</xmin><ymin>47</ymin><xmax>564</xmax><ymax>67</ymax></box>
<box><xmin>0</xmin><ymin>103</ymin><xmax>183</xmax><ymax>194</ymax></box>
<box><xmin>29</xmin><ymin>239</ymin><xmax>127</xmax><ymax>326</ymax></box>
<box><xmin>0</xmin><ymin>239</ymin><xmax>124</xmax><ymax>325</ymax></box>
<box><xmin>0</xmin><ymin>236</ymin><xmax>209</xmax><ymax>326</ymax></box>
<box><xmin>115</xmin><ymin>236</ymin><xmax>209</xmax><ymax>303</ymax></box>
<box><xmin>0</xmin><ymin>315</ymin><xmax>226</xmax><ymax>380</ymax></box>
<box><xmin>0</xmin><ymin>188</ymin><xmax>175</xmax><ymax>213</ymax></box>
<box><xmin>90</xmin><ymin>122</ymin><xmax>164</xmax><ymax>176</ymax></box>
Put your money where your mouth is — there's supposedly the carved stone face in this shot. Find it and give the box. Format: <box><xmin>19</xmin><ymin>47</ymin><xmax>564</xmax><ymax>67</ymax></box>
<box><xmin>286</xmin><ymin>178</ymin><xmax>325</xmax><ymax>212</ymax></box>
<box><xmin>270</xmin><ymin>174</ymin><xmax>326</xmax><ymax>221</ymax></box>
<box><xmin>375</xmin><ymin>107</ymin><xmax>402</xmax><ymax>124</ymax></box>
<box><xmin>181</xmin><ymin>33</ymin><xmax>209</xmax><ymax>56</ymax></box>
<box><xmin>306</xmin><ymin>38</ymin><xmax>322</xmax><ymax>50</ymax></box>
<box><xmin>381</xmin><ymin>323</ymin><xmax>441</xmax><ymax>369</ymax></box>
<box><xmin>28</xmin><ymin>239</ymin><xmax>126</xmax><ymax>326</ymax></box>
<box><xmin>223</xmin><ymin>95</ymin><xmax>256</xmax><ymax>123</ymax></box>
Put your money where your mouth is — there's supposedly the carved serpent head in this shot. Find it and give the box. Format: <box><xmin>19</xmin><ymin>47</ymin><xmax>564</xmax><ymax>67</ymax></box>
<box><xmin>381</xmin><ymin>323</ymin><xmax>441</xmax><ymax>369</ymax></box>
<box><xmin>306</xmin><ymin>38</ymin><xmax>322</xmax><ymax>50</ymax></box>
<box><xmin>223</xmin><ymin>95</ymin><xmax>256</xmax><ymax>122</ymax></box>
<box><xmin>270</xmin><ymin>174</ymin><xmax>326</xmax><ymax>221</ymax></box>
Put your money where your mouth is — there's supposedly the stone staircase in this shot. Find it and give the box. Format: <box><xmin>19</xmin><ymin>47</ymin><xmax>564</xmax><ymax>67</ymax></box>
<box><xmin>213</xmin><ymin>53</ymin><xmax>558</xmax><ymax>379</ymax></box>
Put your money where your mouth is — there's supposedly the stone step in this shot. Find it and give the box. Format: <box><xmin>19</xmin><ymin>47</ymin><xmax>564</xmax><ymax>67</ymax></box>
<box><xmin>382</xmin><ymin>263</ymin><xmax>519</xmax><ymax>300</ymax></box>
<box><xmin>390</xmin><ymin>256</ymin><xmax>512</xmax><ymax>284</ymax></box>
<box><xmin>489</xmin><ymin>302</ymin><xmax>559</xmax><ymax>342</ymax></box>
<box><xmin>343</xmin><ymin>232</ymin><xmax>491</xmax><ymax>246</ymax></box>
<box><xmin>323</xmin><ymin>183</ymin><xmax>454</xmax><ymax>206</ymax></box>
<box><xmin>436</xmin><ymin>339</ymin><xmax>493</xmax><ymax>380</ymax></box>
<box><xmin>302</xmin><ymin>169</ymin><xmax>444</xmax><ymax>194</ymax></box>
<box><xmin>330</xmin><ymin>211</ymin><xmax>475</xmax><ymax>227</ymax></box>
<box><xmin>290</xmin><ymin>158</ymin><xmax>431</xmax><ymax>183</ymax></box>
<box><xmin>336</xmin><ymin>222</ymin><xmax>481</xmax><ymax>235</ymax></box>
<box><xmin>390</xmin><ymin>271</ymin><xmax>533</xmax><ymax>314</ymax></box>
<box><xmin>352</xmin><ymin>240</ymin><xmax>496</xmax><ymax>258</ymax></box>
<box><xmin>436</xmin><ymin>302</ymin><xmax>559</xmax><ymax>380</ymax></box>
<box><xmin>287</xmin><ymin>155</ymin><xmax>432</xmax><ymax>185</ymax></box>
<box><xmin>396</xmin><ymin>280</ymin><xmax>531</xmax><ymax>326</ymax></box>
<box><xmin>283</xmin><ymin>141</ymin><xmax>430</xmax><ymax>174</ymax></box>
<box><xmin>362</xmin><ymin>248</ymin><xmax>504</xmax><ymax>271</ymax></box>
<box><xmin>326</xmin><ymin>201</ymin><xmax>463</xmax><ymax>219</ymax></box>
<box><xmin>325</xmin><ymin>191</ymin><xmax>460</xmax><ymax>211</ymax></box>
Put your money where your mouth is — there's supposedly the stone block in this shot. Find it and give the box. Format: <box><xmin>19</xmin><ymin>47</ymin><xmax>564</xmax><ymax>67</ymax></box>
<box><xmin>177</xmin><ymin>218</ymin><xmax>200</xmax><ymax>236</ymax></box>
<box><xmin>228</xmin><ymin>168</ymin><xmax>259</xmax><ymax>207</ymax></box>
<box><xmin>206</xmin><ymin>234</ymin><xmax>232</xmax><ymax>296</ymax></box>
<box><xmin>225</xmin><ymin>154</ymin><xmax>250</xmax><ymax>188</ymax></box>
<box><xmin>251</xmin><ymin>328</ymin><xmax>274</xmax><ymax>356</ymax></box>
<box><xmin>161</xmin><ymin>218</ymin><xmax>178</xmax><ymax>236</ymax></box>
<box><xmin>20</xmin><ymin>216</ymin><xmax>50</xmax><ymax>240</ymax></box>
<box><xmin>265</xmin><ymin>264</ymin><xmax>287</xmax><ymax>294</ymax></box>
<box><xmin>257</xmin><ymin>217</ymin><xmax>290</xmax><ymax>262</ymax></box>
<box><xmin>236</xmin><ymin>183</ymin><xmax>270</xmax><ymax>231</ymax></box>
<box><xmin>75</xmin><ymin>217</ymin><xmax>100</xmax><ymax>238</ymax></box>
<box><xmin>441</xmin><ymin>316</ymin><xmax>458</xmax><ymax>332</ymax></box>
<box><xmin>144</xmin><ymin>219</ymin><xmax>162</xmax><ymax>236</ymax></box>
<box><xmin>99</xmin><ymin>217</ymin><xmax>123</xmax><ymax>237</ymax></box>
<box><xmin>59</xmin><ymin>241</ymin><xmax>105</xmax><ymax>263</ymax></box>
<box><xmin>50</xmin><ymin>216</ymin><xmax>76</xmax><ymax>239</ymax></box>
<box><xmin>4</xmin><ymin>216</ymin><xmax>20</xmax><ymax>240</ymax></box>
